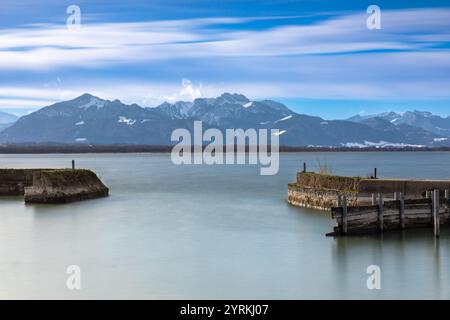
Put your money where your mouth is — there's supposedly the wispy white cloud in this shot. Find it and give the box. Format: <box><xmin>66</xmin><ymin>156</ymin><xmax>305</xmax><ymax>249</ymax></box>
<box><xmin>0</xmin><ymin>98</ymin><xmax>55</xmax><ymax>109</ymax></box>
<box><xmin>163</xmin><ymin>78</ymin><xmax>203</xmax><ymax>102</ymax></box>
<box><xmin>3</xmin><ymin>75</ymin><xmax>450</xmax><ymax>114</ymax></box>
<box><xmin>0</xmin><ymin>80</ymin><xmax>208</xmax><ymax>112</ymax></box>
<box><xmin>1</xmin><ymin>9</ymin><xmax>450</xmax><ymax>70</ymax></box>
<box><xmin>1</xmin><ymin>8</ymin><xmax>450</xmax><ymax>113</ymax></box>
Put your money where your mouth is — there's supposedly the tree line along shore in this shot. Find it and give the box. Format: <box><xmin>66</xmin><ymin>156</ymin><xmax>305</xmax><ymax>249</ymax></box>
<box><xmin>1</xmin><ymin>144</ymin><xmax>450</xmax><ymax>154</ymax></box>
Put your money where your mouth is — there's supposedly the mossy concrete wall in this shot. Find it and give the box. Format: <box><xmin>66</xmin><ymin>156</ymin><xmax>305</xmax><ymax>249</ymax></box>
<box><xmin>0</xmin><ymin>168</ymin><xmax>109</xmax><ymax>203</ymax></box>
<box><xmin>0</xmin><ymin>169</ymin><xmax>43</xmax><ymax>195</ymax></box>
<box><xmin>358</xmin><ymin>179</ymin><xmax>450</xmax><ymax>196</ymax></box>
<box><xmin>24</xmin><ymin>169</ymin><xmax>109</xmax><ymax>203</ymax></box>
<box><xmin>296</xmin><ymin>172</ymin><xmax>361</xmax><ymax>191</ymax></box>
<box><xmin>288</xmin><ymin>172</ymin><xmax>450</xmax><ymax>211</ymax></box>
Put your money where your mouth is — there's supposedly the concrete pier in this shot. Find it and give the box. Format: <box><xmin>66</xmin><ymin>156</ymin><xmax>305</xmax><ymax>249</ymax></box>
<box><xmin>288</xmin><ymin>171</ymin><xmax>450</xmax><ymax>236</ymax></box>
<box><xmin>0</xmin><ymin>168</ymin><xmax>109</xmax><ymax>203</ymax></box>
<box><xmin>288</xmin><ymin>172</ymin><xmax>450</xmax><ymax>211</ymax></box>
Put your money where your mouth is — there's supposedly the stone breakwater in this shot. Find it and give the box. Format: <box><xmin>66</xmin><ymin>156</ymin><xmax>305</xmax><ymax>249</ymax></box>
<box><xmin>288</xmin><ymin>172</ymin><xmax>450</xmax><ymax>211</ymax></box>
<box><xmin>0</xmin><ymin>169</ymin><xmax>109</xmax><ymax>203</ymax></box>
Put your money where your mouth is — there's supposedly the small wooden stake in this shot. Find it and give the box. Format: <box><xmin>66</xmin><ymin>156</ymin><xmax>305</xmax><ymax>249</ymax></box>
<box><xmin>433</xmin><ymin>189</ymin><xmax>440</xmax><ymax>238</ymax></box>
<box><xmin>342</xmin><ymin>195</ymin><xmax>348</xmax><ymax>234</ymax></box>
<box><xmin>72</xmin><ymin>160</ymin><xmax>75</xmax><ymax>170</ymax></box>
<box><xmin>399</xmin><ymin>192</ymin><xmax>405</xmax><ymax>230</ymax></box>
<box><xmin>303</xmin><ymin>162</ymin><xmax>307</xmax><ymax>173</ymax></box>
<box><xmin>374</xmin><ymin>168</ymin><xmax>377</xmax><ymax>179</ymax></box>
<box><xmin>378</xmin><ymin>193</ymin><xmax>384</xmax><ymax>232</ymax></box>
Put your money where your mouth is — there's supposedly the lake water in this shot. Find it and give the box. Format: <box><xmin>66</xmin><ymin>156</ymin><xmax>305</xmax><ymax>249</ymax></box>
<box><xmin>1</xmin><ymin>152</ymin><xmax>450</xmax><ymax>299</ymax></box>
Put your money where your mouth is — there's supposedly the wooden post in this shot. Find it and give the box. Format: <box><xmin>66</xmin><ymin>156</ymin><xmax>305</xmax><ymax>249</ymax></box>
<box><xmin>399</xmin><ymin>192</ymin><xmax>405</xmax><ymax>230</ymax></box>
<box><xmin>372</xmin><ymin>193</ymin><xmax>377</xmax><ymax>205</ymax></box>
<box><xmin>446</xmin><ymin>190</ymin><xmax>450</xmax><ymax>226</ymax></box>
<box><xmin>378</xmin><ymin>193</ymin><xmax>384</xmax><ymax>232</ymax></box>
<box><xmin>72</xmin><ymin>160</ymin><xmax>75</xmax><ymax>170</ymax></box>
<box><xmin>337</xmin><ymin>194</ymin><xmax>342</xmax><ymax>207</ymax></box>
<box><xmin>374</xmin><ymin>168</ymin><xmax>377</xmax><ymax>179</ymax></box>
<box><xmin>394</xmin><ymin>192</ymin><xmax>398</xmax><ymax>201</ymax></box>
<box><xmin>426</xmin><ymin>190</ymin><xmax>431</xmax><ymax>199</ymax></box>
<box><xmin>433</xmin><ymin>189</ymin><xmax>440</xmax><ymax>238</ymax></box>
<box><xmin>342</xmin><ymin>195</ymin><xmax>348</xmax><ymax>234</ymax></box>
<box><xmin>303</xmin><ymin>162</ymin><xmax>307</xmax><ymax>173</ymax></box>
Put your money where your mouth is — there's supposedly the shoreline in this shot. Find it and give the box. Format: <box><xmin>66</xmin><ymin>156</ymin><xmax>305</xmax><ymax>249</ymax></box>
<box><xmin>1</xmin><ymin>144</ymin><xmax>450</xmax><ymax>154</ymax></box>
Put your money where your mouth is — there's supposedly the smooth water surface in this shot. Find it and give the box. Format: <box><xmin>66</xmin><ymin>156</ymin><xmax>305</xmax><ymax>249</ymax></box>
<box><xmin>1</xmin><ymin>152</ymin><xmax>450</xmax><ymax>299</ymax></box>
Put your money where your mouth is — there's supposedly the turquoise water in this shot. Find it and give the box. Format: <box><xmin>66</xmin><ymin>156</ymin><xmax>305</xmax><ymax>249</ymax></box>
<box><xmin>0</xmin><ymin>152</ymin><xmax>450</xmax><ymax>299</ymax></box>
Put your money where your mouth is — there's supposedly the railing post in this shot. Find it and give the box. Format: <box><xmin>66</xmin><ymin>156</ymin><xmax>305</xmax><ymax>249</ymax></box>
<box><xmin>433</xmin><ymin>189</ymin><xmax>440</xmax><ymax>238</ymax></box>
<box><xmin>378</xmin><ymin>193</ymin><xmax>384</xmax><ymax>232</ymax></box>
<box><xmin>399</xmin><ymin>192</ymin><xmax>405</xmax><ymax>230</ymax></box>
<box><xmin>337</xmin><ymin>194</ymin><xmax>342</xmax><ymax>207</ymax></box>
<box><xmin>445</xmin><ymin>189</ymin><xmax>449</xmax><ymax>200</ymax></box>
<box><xmin>372</xmin><ymin>193</ymin><xmax>377</xmax><ymax>205</ymax></box>
<box><xmin>342</xmin><ymin>195</ymin><xmax>348</xmax><ymax>234</ymax></box>
<box><xmin>394</xmin><ymin>192</ymin><xmax>398</xmax><ymax>201</ymax></box>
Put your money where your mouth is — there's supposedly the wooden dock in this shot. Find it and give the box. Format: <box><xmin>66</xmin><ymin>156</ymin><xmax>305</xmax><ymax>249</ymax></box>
<box><xmin>287</xmin><ymin>168</ymin><xmax>450</xmax><ymax>237</ymax></box>
<box><xmin>328</xmin><ymin>190</ymin><xmax>450</xmax><ymax>237</ymax></box>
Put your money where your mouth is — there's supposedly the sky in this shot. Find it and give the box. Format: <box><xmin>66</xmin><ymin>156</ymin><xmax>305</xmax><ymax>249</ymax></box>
<box><xmin>1</xmin><ymin>0</ymin><xmax>450</xmax><ymax>119</ymax></box>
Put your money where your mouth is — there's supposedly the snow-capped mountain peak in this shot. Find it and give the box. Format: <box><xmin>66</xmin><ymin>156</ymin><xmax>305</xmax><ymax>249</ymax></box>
<box><xmin>216</xmin><ymin>93</ymin><xmax>250</xmax><ymax>106</ymax></box>
<box><xmin>78</xmin><ymin>97</ymin><xmax>105</xmax><ymax>109</ymax></box>
<box><xmin>1</xmin><ymin>93</ymin><xmax>449</xmax><ymax>147</ymax></box>
<box><xmin>349</xmin><ymin>110</ymin><xmax>450</xmax><ymax>138</ymax></box>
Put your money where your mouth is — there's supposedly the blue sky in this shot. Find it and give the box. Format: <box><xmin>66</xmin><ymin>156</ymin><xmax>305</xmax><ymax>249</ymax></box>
<box><xmin>1</xmin><ymin>0</ymin><xmax>450</xmax><ymax>119</ymax></box>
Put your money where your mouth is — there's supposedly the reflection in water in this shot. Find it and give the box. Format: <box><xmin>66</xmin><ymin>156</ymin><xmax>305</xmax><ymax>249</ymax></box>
<box><xmin>434</xmin><ymin>237</ymin><xmax>441</xmax><ymax>298</ymax></box>
<box><xmin>0</xmin><ymin>152</ymin><xmax>450</xmax><ymax>299</ymax></box>
<box><xmin>332</xmin><ymin>229</ymin><xmax>450</xmax><ymax>299</ymax></box>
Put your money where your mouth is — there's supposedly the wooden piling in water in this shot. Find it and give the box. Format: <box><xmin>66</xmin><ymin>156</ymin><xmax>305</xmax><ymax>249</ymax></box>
<box><xmin>72</xmin><ymin>160</ymin><xmax>75</xmax><ymax>170</ymax></box>
<box><xmin>329</xmin><ymin>197</ymin><xmax>449</xmax><ymax>237</ymax></box>
<box><xmin>342</xmin><ymin>195</ymin><xmax>348</xmax><ymax>234</ymax></box>
<box><xmin>433</xmin><ymin>189</ymin><xmax>440</xmax><ymax>238</ymax></box>
<box><xmin>377</xmin><ymin>193</ymin><xmax>384</xmax><ymax>232</ymax></box>
<box><xmin>399</xmin><ymin>192</ymin><xmax>405</xmax><ymax>229</ymax></box>
<box><xmin>372</xmin><ymin>193</ymin><xmax>377</xmax><ymax>205</ymax></box>
<box><xmin>446</xmin><ymin>190</ymin><xmax>450</xmax><ymax>227</ymax></box>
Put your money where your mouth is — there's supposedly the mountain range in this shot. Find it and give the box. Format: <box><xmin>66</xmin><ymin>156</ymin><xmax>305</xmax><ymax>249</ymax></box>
<box><xmin>0</xmin><ymin>111</ymin><xmax>18</xmax><ymax>132</ymax></box>
<box><xmin>348</xmin><ymin>111</ymin><xmax>450</xmax><ymax>138</ymax></box>
<box><xmin>0</xmin><ymin>93</ymin><xmax>449</xmax><ymax>147</ymax></box>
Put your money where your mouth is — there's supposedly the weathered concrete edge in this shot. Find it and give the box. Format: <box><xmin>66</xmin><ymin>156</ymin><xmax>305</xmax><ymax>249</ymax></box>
<box><xmin>287</xmin><ymin>183</ymin><xmax>358</xmax><ymax>211</ymax></box>
<box><xmin>289</xmin><ymin>172</ymin><xmax>450</xmax><ymax>212</ymax></box>
<box><xmin>0</xmin><ymin>168</ymin><xmax>109</xmax><ymax>204</ymax></box>
<box><xmin>24</xmin><ymin>169</ymin><xmax>109</xmax><ymax>204</ymax></box>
